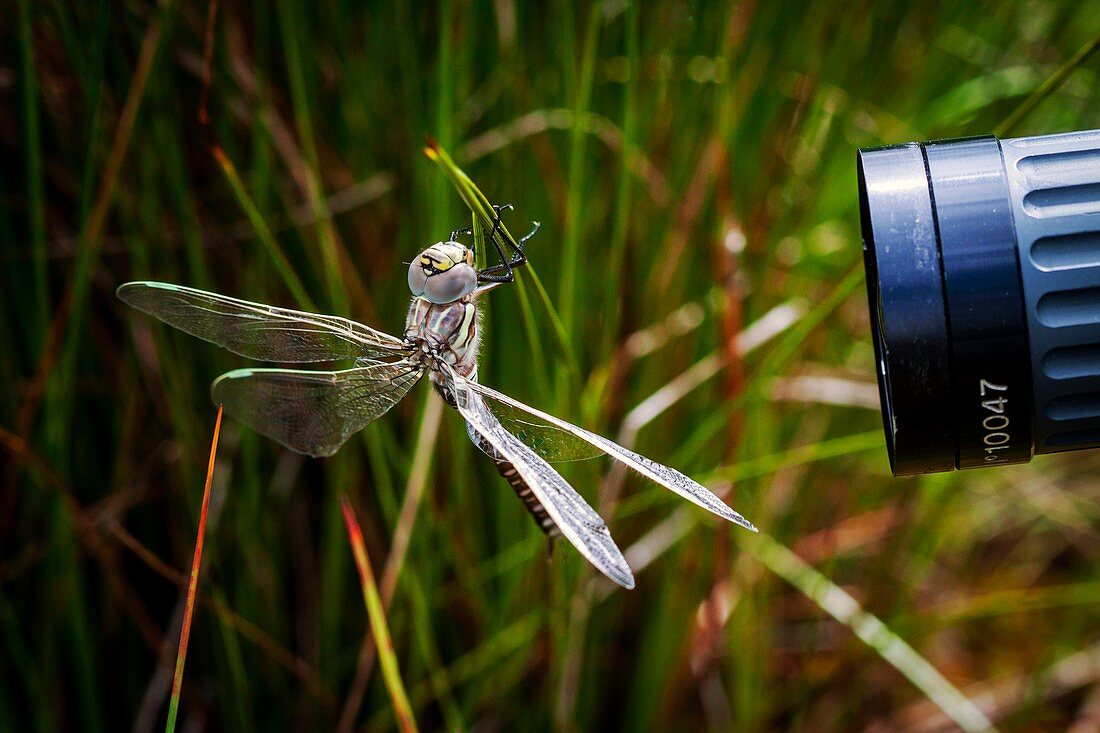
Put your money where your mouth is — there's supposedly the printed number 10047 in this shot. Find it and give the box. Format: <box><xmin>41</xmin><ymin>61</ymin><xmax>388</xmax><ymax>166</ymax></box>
<box><xmin>980</xmin><ymin>379</ymin><xmax>1010</xmax><ymax>463</ymax></box>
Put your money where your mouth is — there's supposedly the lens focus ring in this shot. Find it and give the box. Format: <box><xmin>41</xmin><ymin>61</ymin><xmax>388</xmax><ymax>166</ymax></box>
<box><xmin>922</xmin><ymin>137</ymin><xmax>1033</xmax><ymax>470</ymax></box>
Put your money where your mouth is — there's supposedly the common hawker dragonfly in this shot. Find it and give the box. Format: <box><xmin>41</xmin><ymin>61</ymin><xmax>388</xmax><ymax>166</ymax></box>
<box><xmin>118</xmin><ymin>213</ymin><xmax>756</xmax><ymax>588</ymax></box>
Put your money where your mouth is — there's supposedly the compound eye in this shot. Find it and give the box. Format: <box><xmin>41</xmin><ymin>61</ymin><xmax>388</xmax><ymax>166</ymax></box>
<box><xmin>408</xmin><ymin>260</ymin><xmax>429</xmax><ymax>296</ymax></box>
<box><xmin>423</xmin><ymin>263</ymin><xmax>476</xmax><ymax>304</ymax></box>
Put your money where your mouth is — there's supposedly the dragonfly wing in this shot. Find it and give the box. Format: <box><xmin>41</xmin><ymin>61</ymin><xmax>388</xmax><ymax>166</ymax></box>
<box><xmin>118</xmin><ymin>281</ymin><xmax>410</xmax><ymax>363</ymax></box>
<box><xmin>211</xmin><ymin>360</ymin><xmax>424</xmax><ymax>457</ymax></box>
<box><xmin>448</xmin><ymin>371</ymin><xmax>634</xmax><ymax>589</ymax></box>
<box><xmin>460</xmin><ymin>377</ymin><xmax>757</xmax><ymax>532</ymax></box>
<box><xmin>466</xmin><ymin>400</ymin><xmax>603</xmax><ymax>462</ymax></box>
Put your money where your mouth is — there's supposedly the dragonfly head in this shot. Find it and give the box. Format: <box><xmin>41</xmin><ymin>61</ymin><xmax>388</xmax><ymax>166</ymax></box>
<box><xmin>408</xmin><ymin>241</ymin><xmax>477</xmax><ymax>304</ymax></box>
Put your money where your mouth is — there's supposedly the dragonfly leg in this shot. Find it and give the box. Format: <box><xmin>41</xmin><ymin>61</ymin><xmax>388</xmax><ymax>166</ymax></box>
<box><xmin>518</xmin><ymin>220</ymin><xmax>540</xmax><ymax>247</ymax></box>
<box><xmin>481</xmin><ymin>204</ymin><xmax>516</xmax><ymax>278</ymax></box>
<box><xmin>473</xmin><ymin>281</ymin><xmax>504</xmax><ymax>295</ymax></box>
<box><xmin>477</xmin><ymin>215</ymin><xmax>537</xmax><ymax>285</ymax></box>
<box><xmin>447</xmin><ymin>203</ymin><xmax>536</xmax><ymax>285</ymax></box>
<box><xmin>448</xmin><ymin>225</ymin><xmax>474</xmax><ymax>242</ymax></box>
<box><xmin>448</xmin><ymin>204</ymin><xmax>510</xmax><ymax>244</ymax></box>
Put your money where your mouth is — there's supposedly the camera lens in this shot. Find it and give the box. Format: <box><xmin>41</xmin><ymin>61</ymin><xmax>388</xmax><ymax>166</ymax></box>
<box><xmin>858</xmin><ymin>129</ymin><xmax>1100</xmax><ymax>476</ymax></box>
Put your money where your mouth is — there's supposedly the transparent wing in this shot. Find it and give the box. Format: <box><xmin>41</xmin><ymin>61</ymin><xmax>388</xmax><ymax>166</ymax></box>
<box><xmin>467</xmin><ymin>399</ymin><xmax>603</xmax><ymax>462</ymax></box>
<box><xmin>458</xmin><ymin>375</ymin><xmax>757</xmax><ymax>531</ymax></box>
<box><xmin>211</xmin><ymin>360</ymin><xmax>424</xmax><ymax>457</ymax></box>
<box><xmin>118</xmin><ymin>281</ymin><xmax>411</xmax><ymax>363</ymax></box>
<box><xmin>446</xmin><ymin>367</ymin><xmax>634</xmax><ymax>589</ymax></box>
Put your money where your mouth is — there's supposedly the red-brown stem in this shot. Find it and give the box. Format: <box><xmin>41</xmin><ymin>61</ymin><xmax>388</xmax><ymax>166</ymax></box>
<box><xmin>165</xmin><ymin>404</ymin><xmax>223</xmax><ymax>733</ymax></box>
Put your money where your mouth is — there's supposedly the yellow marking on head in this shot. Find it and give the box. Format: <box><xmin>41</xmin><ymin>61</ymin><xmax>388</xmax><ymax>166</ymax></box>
<box><xmin>420</xmin><ymin>252</ymin><xmax>456</xmax><ymax>273</ymax></box>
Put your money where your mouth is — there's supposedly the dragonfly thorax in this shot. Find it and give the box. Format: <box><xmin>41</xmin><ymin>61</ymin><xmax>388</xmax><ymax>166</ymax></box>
<box><xmin>407</xmin><ymin>241</ymin><xmax>476</xmax><ymax>304</ymax></box>
<box><xmin>405</xmin><ymin>295</ymin><xmax>480</xmax><ymax>390</ymax></box>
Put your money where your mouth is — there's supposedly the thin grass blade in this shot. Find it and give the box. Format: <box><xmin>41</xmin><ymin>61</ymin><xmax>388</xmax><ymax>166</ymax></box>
<box><xmin>340</xmin><ymin>494</ymin><xmax>418</xmax><ymax>733</ymax></box>
<box><xmin>165</xmin><ymin>403</ymin><xmax>223</xmax><ymax>733</ymax></box>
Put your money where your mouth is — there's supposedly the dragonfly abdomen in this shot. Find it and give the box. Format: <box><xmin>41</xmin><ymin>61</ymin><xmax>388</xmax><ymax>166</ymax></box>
<box><xmin>428</xmin><ymin>363</ymin><xmax>562</xmax><ymax>540</ymax></box>
<box><xmin>497</xmin><ymin>457</ymin><xmax>562</xmax><ymax>539</ymax></box>
<box><xmin>469</xmin><ymin>428</ymin><xmax>561</xmax><ymax>540</ymax></box>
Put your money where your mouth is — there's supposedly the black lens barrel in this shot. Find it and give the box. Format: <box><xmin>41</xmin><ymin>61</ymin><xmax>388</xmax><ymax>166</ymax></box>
<box><xmin>859</xmin><ymin>129</ymin><xmax>1100</xmax><ymax>476</ymax></box>
<box><xmin>859</xmin><ymin>144</ymin><xmax>957</xmax><ymax>474</ymax></box>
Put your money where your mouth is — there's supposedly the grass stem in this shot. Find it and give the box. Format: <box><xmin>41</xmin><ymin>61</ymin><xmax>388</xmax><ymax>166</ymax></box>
<box><xmin>165</xmin><ymin>404</ymin><xmax>223</xmax><ymax>733</ymax></box>
<box><xmin>340</xmin><ymin>495</ymin><xmax>418</xmax><ymax>733</ymax></box>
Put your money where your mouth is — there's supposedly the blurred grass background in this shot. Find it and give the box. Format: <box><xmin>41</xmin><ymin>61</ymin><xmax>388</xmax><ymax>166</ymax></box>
<box><xmin>2</xmin><ymin>1</ymin><xmax>1100</xmax><ymax>731</ymax></box>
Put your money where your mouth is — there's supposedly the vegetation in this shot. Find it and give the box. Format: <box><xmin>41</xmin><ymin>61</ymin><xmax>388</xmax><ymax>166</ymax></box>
<box><xmin>2</xmin><ymin>1</ymin><xmax>1099</xmax><ymax>730</ymax></box>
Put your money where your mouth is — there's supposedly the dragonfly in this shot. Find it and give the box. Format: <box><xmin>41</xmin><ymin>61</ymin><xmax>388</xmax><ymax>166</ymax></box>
<box><xmin>118</xmin><ymin>210</ymin><xmax>756</xmax><ymax>588</ymax></box>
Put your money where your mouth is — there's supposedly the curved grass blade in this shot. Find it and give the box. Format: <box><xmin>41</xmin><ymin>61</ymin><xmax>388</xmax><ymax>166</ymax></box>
<box><xmin>165</xmin><ymin>404</ymin><xmax>223</xmax><ymax>733</ymax></box>
<box><xmin>995</xmin><ymin>28</ymin><xmax>1100</xmax><ymax>137</ymax></box>
<box><xmin>745</xmin><ymin>532</ymin><xmax>997</xmax><ymax>733</ymax></box>
<box><xmin>340</xmin><ymin>495</ymin><xmax>418</xmax><ymax>733</ymax></box>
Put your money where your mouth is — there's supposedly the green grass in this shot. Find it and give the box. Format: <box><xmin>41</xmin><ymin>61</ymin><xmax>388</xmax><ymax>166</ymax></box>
<box><xmin>2</xmin><ymin>2</ymin><xmax>1100</xmax><ymax>731</ymax></box>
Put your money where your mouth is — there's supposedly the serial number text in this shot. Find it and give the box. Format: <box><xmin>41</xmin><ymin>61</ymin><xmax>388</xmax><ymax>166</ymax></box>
<box><xmin>979</xmin><ymin>379</ymin><xmax>1010</xmax><ymax>463</ymax></box>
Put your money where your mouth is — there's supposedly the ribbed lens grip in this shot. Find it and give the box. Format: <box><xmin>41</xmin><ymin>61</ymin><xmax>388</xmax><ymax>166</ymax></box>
<box><xmin>1001</xmin><ymin>130</ymin><xmax>1100</xmax><ymax>454</ymax></box>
